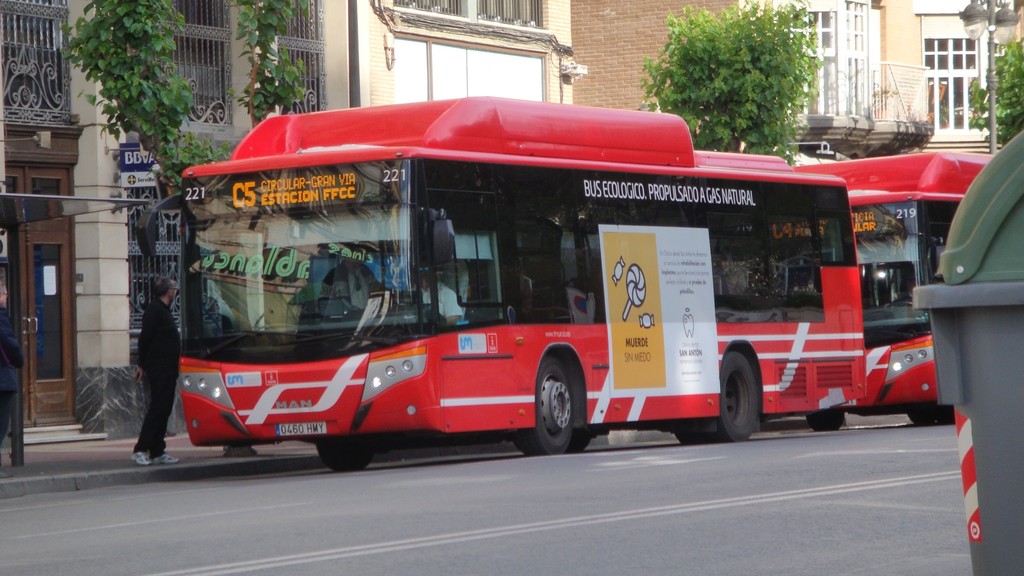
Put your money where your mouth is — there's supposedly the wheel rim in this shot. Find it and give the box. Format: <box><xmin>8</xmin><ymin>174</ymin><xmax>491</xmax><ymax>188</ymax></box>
<box><xmin>540</xmin><ymin>375</ymin><xmax>571</xmax><ymax>434</ymax></box>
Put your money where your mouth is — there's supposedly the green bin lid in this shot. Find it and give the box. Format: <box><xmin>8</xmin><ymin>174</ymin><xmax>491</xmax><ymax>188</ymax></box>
<box><xmin>940</xmin><ymin>132</ymin><xmax>1024</xmax><ymax>284</ymax></box>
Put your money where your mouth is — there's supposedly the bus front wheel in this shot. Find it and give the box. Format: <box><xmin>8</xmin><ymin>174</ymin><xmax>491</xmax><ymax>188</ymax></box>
<box><xmin>514</xmin><ymin>357</ymin><xmax>575</xmax><ymax>456</ymax></box>
<box><xmin>315</xmin><ymin>438</ymin><xmax>375</xmax><ymax>472</ymax></box>
<box><xmin>714</xmin><ymin>352</ymin><xmax>760</xmax><ymax>442</ymax></box>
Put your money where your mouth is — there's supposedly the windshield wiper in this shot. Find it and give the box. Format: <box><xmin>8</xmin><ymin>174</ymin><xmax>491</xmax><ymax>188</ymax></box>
<box><xmin>292</xmin><ymin>331</ymin><xmax>400</xmax><ymax>347</ymax></box>
<box><xmin>197</xmin><ymin>330</ymin><xmax>294</xmax><ymax>358</ymax></box>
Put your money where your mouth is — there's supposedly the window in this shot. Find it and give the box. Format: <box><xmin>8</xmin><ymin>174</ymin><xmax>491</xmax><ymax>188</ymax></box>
<box><xmin>395</xmin><ymin>39</ymin><xmax>544</xmax><ymax>103</ymax></box>
<box><xmin>281</xmin><ymin>0</ymin><xmax>326</xmax><ymax>113</ymax></box>
<box><xmin>2</xmin><ymin>0</ymin><xmax>70</xmax><ymax>126</ymax></box>
<box><xmin>810</xmin><ymin>11</ymin><xmax>838</xmax><ymax>115</ymax></box>
<box><xmin>808</xmin><ymin>1</ymin><xmax>870</xmax><ymax>118</ymax></box>
<box><xmin>424</xmin><ymin>174</ymin><xmax>505</xmax><ymax>328</ymax></box>
<box><xmin>924</xmin><ymin>38</ymin><xmax>978</xmax><ymax>132</ymax></box>
<box><xmin>174</xmin><ymin>0</ymin><xmax>231</xmax><ymax>126</ymax></box>
<box><xmin>845</xmin><ymin>1</ymin><xmax>868</xmax><ymax>117</ymax></box>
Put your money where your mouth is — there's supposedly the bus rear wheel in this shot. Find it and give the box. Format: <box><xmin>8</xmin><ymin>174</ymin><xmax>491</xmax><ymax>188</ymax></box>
<box><xmin>315</xmin><ymin>438</ymin><xmax>375</xmax><ymax>472</ymax></box>
<box><xmin>713</xmin><ymin>352</ymin><xmax>760</xmax><ymax>442</ymax></box>
<box><xmin>514</xmin><ymin>357</ymin><xmax>575</xmax><ymax>456</ymax></box>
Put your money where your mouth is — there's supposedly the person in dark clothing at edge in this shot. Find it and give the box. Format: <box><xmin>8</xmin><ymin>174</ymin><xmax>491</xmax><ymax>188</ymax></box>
<box><xmin>132</xmin><ymin>276</ymin><xmax>182</xmax><ymax>466</ymax></box>
<box><xmin>0</xmin><ymin>280</ymin><xmax>25</xmax><ymax>478</ymax></box>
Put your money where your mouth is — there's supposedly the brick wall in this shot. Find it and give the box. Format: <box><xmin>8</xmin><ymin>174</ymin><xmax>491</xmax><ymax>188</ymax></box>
<box><xmin>571</xmin><ymin>1</ymin><xmax>736</xmax><ymax>110</ymax></box>
<box><xmin>878</xmin><ymin>0</ymin><xmax>921</xmax><ymax>65</ymax></box>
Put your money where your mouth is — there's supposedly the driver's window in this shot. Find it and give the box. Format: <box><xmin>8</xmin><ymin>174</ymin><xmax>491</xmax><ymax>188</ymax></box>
<box><xmin>425</xmin><ymin>190</ymin><xmax>504</xmax><ymax>328</ymax></box>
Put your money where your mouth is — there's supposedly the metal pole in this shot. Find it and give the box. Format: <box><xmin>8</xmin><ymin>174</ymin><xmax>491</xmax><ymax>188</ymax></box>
<box><xmin>988</xmin><ymin>1</ymin><xmax>999</xmax><ymax>154</ymax></box>
<box><xmin>348</xmin><ymin>0</ymin><xmax>360</xmax><ymax>107</ymax></box>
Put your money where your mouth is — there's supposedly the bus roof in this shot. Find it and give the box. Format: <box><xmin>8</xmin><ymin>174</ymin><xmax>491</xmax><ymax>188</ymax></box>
<box><xmin>846</xmin><ymin>189</ymin><xmax>965</xmax><ymax>205</ymax></box>
<box><xmin>796</xmin><ymin>152</ymin><xmax>990</xmax><ymax>198</ymax></box>
<box><xmin>186</xmin><ymin>99</ymin><xmax>838</xmax><ymax>182</ymax></box>
<box><xmin>227</xmin><ymin>97</ymin><xmax>697</xmax><ymax>168</ymax></box>
<box><xmin>693</xmin><ymin>150</ymin><xmax>793</xmax><ymax>172</ymax></box>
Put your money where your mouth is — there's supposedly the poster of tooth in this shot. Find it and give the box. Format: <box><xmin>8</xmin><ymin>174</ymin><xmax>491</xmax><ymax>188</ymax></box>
<box><xmin>600</xmin><ymin>225</ymin><xmax>719</xmax><ymax>395</ymax></box>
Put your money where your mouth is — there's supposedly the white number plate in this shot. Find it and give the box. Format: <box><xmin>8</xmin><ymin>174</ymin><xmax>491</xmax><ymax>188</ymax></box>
<box><xmin>275</xmin><ymin>422</ymin><xmax>327</xmax><ymax>437</ymax></box>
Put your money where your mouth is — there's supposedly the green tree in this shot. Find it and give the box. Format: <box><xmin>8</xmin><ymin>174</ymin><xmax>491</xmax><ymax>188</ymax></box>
<box><xmin>643</xmin><ymin>2</ymin><xmax>819</xmax><ymax>163</ymax></box>
<box><xmin>67</xmin><ymin>0</ymin><xmax>307</xmax><ymax>193</ymax></box>
<box><xmin>234</xmin><ymin>0</ymin><xmax>308</xmax><ymax>126</ymax></box>
<box><xmin>969</xmin><ymin>41</ymin><xmax>1024</xmax><ymax>148</ymax></box>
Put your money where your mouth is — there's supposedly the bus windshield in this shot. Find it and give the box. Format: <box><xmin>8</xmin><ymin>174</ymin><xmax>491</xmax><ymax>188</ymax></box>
<box><xmin>180</xmin><ymin>164</ymin><xmax>419</xmax><ymax>363</ymax></box>
<box><xmin>854</xmin><ymin>200</ymin><xmax>929</xmax><ymax>348</ymax></box>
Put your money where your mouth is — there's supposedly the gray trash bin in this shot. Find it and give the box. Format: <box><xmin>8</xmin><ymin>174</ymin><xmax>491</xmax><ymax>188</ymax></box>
<box><xmin>914</xmin><ymin>131</ymin><xmax>1024</xmax><ymax>575</ymax></box>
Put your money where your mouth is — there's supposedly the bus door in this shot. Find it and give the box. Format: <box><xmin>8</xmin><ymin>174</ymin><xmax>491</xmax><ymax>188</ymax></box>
<box><xmin>426</xmin><ymin>187</ymin><xmax>518</xmax><ymax>432</ymax></box>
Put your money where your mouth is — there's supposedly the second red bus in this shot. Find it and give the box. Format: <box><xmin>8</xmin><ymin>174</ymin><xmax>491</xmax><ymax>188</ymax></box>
<box><xmin>798</xmin><ymin>152</ymin><xmax>989</xmax><ymax>429</ymax></box>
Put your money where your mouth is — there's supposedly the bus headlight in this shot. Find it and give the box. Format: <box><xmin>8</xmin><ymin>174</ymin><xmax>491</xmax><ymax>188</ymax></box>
<box><xmin>886</xmin><ymin>343</ymin><xmax>934</xmax><ymax>382</ymax></box>
<box><xmin>363</xmin><ymin>347</ymin><xmax>427</xmax><ymax>402</ymax></box>
<box><xmin>180</xmin><ymin>370</ymin><xmax>235</xmax><ymax>409</ymax></box>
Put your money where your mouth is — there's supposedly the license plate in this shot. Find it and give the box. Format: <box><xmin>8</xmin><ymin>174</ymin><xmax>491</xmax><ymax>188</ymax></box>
<box><xmin>275</xmin><ymin>422</ymin><xmax>327</xmax><ymax>436</ymax></box>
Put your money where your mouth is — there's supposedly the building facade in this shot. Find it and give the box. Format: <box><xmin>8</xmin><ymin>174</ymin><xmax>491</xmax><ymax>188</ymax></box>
<box><xmin>571</xmin><ymin>0</ymin><xmax>1017</xmax><ymax>158</ymax></box>
<box><xmin>1</xmin><ymin>0</ymin><xmax>577</xmax><ymax>442</ymax></box>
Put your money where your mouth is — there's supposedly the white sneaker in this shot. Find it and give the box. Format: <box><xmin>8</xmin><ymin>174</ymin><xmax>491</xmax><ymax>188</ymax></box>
<box><xmin>151</xmin><ymin>453</ymin><xmax>180</xmax><ymax>465</ymax></box>
<box><xmin>132</xmin><ymin>452</ymin><xmax>151</xmax><ymax>466</ymax></box>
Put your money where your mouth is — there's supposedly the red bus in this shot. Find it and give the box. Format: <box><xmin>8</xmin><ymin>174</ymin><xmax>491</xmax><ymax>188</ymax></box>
<box><xmin>797</xmin><ymin>152</ymin><xmax>989</xmax><ymax>430</ymax></box>
<box><xmin>167</xmin><ymin>98</ymin><xmax>864</xmax><ymax>470</ymax></box>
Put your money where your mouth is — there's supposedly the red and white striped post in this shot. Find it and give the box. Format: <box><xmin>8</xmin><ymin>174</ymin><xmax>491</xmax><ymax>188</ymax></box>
<box><xmin>955</xmin><ymin>410</ymin><xmax>982</xmax><ymax>543</ymax></box>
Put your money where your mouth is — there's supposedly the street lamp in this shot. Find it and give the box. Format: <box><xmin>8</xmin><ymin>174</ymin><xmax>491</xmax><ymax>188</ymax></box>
<box><xmin>960</xmin><ymin>0</ymin><xmax>1020</xmax><ymax>154</ymax></box>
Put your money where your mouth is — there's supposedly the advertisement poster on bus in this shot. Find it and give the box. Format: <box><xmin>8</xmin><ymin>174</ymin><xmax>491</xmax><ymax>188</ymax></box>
<box><xmin>600</xmin><ymin>225</ymin><xmax>719</xmax><ymax>395</ymax></box>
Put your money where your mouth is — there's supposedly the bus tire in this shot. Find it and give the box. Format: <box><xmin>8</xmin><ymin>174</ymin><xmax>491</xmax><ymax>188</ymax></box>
<box><xmin>315</xmin><ymin>439</ymin><xmax>375</xmax><ymax>472</ymax></box>
<box><xmin>514</xmin><ymin>357</ymin><xmax>575</xmax><ymax>456</ymax></box>
<box><xmin>806</xmin><ymin>409</ymin><xmax>845</xmax><ymax>432</ymax></box>
<box><xmin>713</xmin><ymin>352</ymin><xmax>760</xmax><ymax>442</ymax></box>
<box><xmin>567</xmin><ymin>430</ymin><xmax>593</xmax><ymax>453</ymax></box>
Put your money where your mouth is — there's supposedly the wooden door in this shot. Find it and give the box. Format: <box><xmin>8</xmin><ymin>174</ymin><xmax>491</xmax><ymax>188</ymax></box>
<box><xmin>6</xmin><ymin>167</ymin><xmax>76</xmax><ymax>426</ymax></box>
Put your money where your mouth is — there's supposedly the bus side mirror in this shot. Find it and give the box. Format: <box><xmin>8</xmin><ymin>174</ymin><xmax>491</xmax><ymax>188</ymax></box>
<box><xmin>136</xmin><ymin>194</ymin><xmax>182</xmax><ymax>258</ymax></box>
<box><xmin>431</xmin><ymin>218</ymin><xmax>455</xmax><ymax>266</ymax></box>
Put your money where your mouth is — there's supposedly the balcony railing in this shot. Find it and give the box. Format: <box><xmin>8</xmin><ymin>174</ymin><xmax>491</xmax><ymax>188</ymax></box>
<box><xmin>394</xmin><ymin>0</ymin><xmax>461</xmax><ymax>17</ymax></box>
<box><xmin>395</xmin><ymin>0</ymin><xmax>542</xmax><ymax>27</ymax></box>
<box><xmin>478</xmin><ymin>0</ymin><xmax>541</xmax><ymax>27</ymax></box>
<box><xmin>2</xmin><ymin>0</ymin><xmax>71</xmax><ymax>126</ymax></box>
<box><xmin>873</xmin><ymin>62</ymin><xmax>928</xmax><ymax>122</ymax></box>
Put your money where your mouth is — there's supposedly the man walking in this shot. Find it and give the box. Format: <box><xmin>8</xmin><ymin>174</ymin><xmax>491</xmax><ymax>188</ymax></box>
<box><xmin>132</xmin><ymin>276</ymin><xmax>182</xmax><ymax>466</ymax></box>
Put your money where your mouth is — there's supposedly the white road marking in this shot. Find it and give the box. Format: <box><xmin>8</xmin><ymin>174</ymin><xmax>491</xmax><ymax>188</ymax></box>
<box><xmin>145</xmin><ymin>471</ymin><xmax>960</xmax><ymax>576</ymax></box>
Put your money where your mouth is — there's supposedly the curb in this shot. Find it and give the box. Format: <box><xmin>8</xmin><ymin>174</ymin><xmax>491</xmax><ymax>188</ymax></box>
<box><xmin>0</xmin><ymin>454</ymin><xmax>325</xmax><ymax>500</ymax></box>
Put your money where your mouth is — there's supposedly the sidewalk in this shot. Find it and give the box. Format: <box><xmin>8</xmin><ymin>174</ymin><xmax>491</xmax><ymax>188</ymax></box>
<box><xmin>0</xmin><ymin>430</ymin><xmax>671</xmax><ymax>501</ymax></box>
<box><xmin>0</xmin><ymin>435</ymin><xmax>326</xmax><ymax>500</ymax></box>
